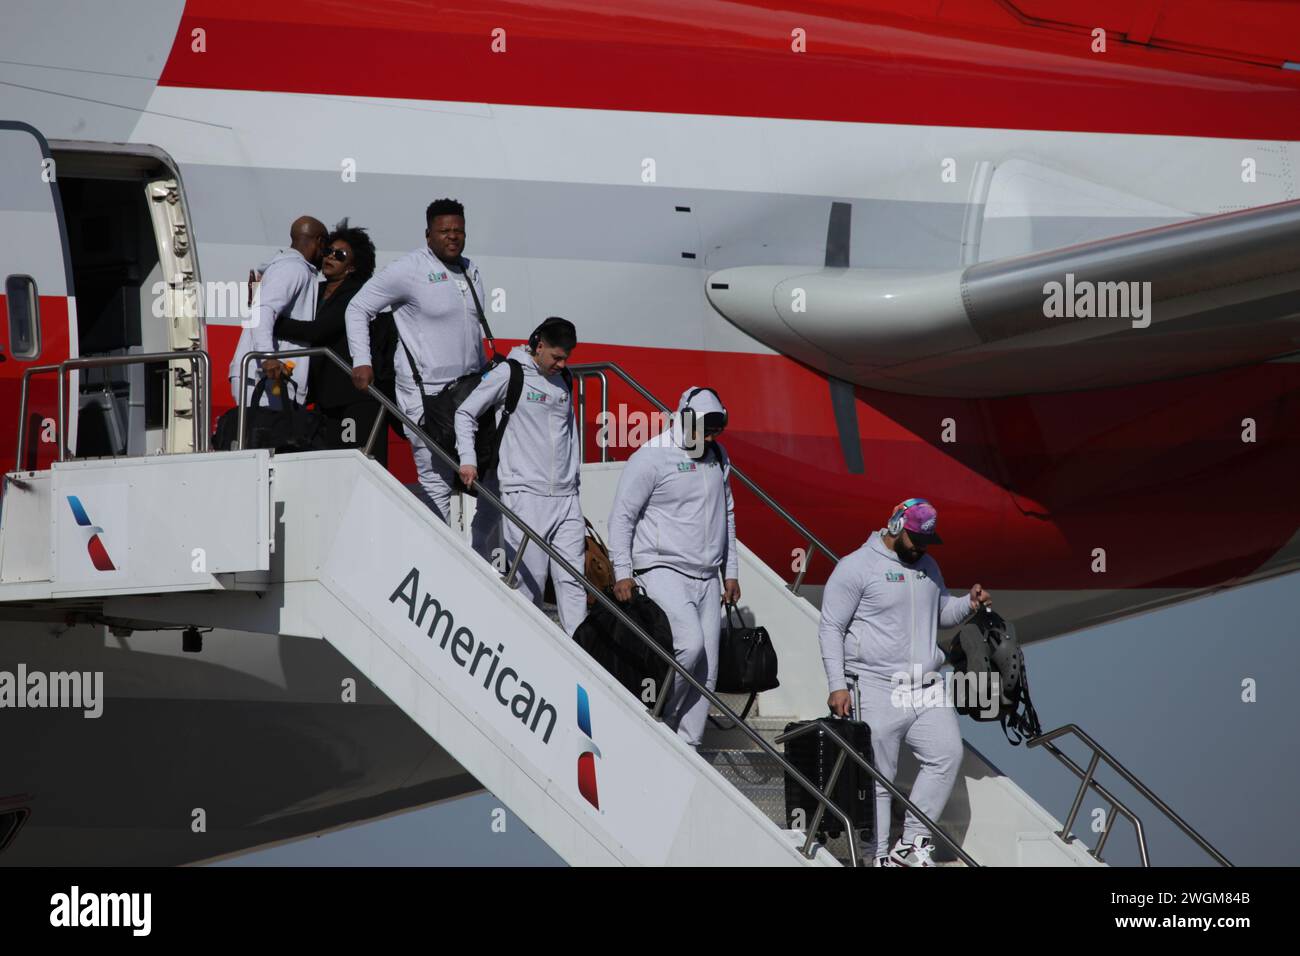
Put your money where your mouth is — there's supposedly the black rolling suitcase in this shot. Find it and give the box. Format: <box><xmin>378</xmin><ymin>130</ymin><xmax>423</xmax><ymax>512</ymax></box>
<box><xmin>782</xmin><ymin>715</ymin><xmax>875</xmax><ymax>844</ymax></box>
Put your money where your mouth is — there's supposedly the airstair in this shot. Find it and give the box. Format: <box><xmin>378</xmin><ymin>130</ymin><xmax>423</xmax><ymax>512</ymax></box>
<box><xmin>0</xmin><ymin>348</ymin><xmax>1231</xmax><ymax>866</ymax></box>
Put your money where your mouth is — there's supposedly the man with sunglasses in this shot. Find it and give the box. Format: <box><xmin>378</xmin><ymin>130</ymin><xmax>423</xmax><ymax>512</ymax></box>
<box><xmin>607</xmin><ymin>386</ymin><xmax>740</xmax><ymax>749</ymax></box>
<box><xmin>819</xmin><ymin>498</ymin><xmax>992</xmax><ymax>867</ymax></box>
<box><xmin>229</xmin><ymin>215</ymin><xmax>328</xmax><ymax>407</ymax></box>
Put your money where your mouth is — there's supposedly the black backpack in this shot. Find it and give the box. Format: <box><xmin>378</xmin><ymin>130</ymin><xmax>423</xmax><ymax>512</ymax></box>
<box><xmin>946</xmin><ymin>607</ymin><xmax>1043</xmax><ymax>744</ymax></box>
<box><xmin>572</xmin><ymin>587</ymin><xmax>674</xmax><ymax>708</ymax></box>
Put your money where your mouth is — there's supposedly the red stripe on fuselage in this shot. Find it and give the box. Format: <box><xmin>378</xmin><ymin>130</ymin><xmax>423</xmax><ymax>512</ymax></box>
<box><xmin>203</xmin><ymin>324</ymin><xmax>1300</xmax><ymax>590</ymax></box>
<box><xmin>159</xmin><ymin>1</ymin><xmax>1300</xmax><ymax>139</ymax></box>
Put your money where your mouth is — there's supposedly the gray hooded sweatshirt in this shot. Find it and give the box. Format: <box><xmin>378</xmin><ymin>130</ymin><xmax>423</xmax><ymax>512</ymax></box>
<box><xmin>607</xmin><ymin>387</ymin><xmax>738</xmax><ymax>581</ymax></box>
<box><xmin>818</xmin><ymin>530</ymin><xmax>975</xmax><ymax>691</ymax></box>
<box><xmin>454</xmin><ymin>344</ymin><xmax>579</xmax><ymax>496</ymax></box>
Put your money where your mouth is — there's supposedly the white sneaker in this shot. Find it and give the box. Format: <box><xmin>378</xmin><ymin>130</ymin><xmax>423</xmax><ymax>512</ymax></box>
<box><xmin>887</xmin><ymin>835</ymin><xmax>936</xmax><ymax>867</ymax></box>
<box><xmin>873</xmin><ymin>854</ymin><xmax>901</xmax><ymax>867</ymax></box>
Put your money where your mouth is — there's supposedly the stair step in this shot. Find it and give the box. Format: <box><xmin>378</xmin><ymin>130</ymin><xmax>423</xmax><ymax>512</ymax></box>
<box><xmin>701</xmin><ymin>713</ymin><xmax>792</xmax><ymax>752</ymax></box>
<box><xmin>700</xmin><ymin>746</ymin><xmax>868</xmax><ymax>866</ymax></box>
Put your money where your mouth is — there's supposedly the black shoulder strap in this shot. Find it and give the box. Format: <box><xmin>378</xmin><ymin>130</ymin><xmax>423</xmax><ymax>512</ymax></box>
<box><xmin>398</xmin><ymin>336</ymin><xmax>423</xmax><ymax>392</ymax></box>
<box><xmin>459</xmin><ymin>258</ymin><xmax>498</xmax><ymax>358</ymax></box>
<box><xmin>395</xmin><ymin>258</ymin><xmax>493</xmax><ymax>395</ymax></box>
<box><xmin>494</xmin><ymin>359</ymin><xmax>526</xmax><ymax>451</ymax></box>
<box><xmin>504</xmin><ymin>359</ymin><xmax>525</xmax><ymax>416</ymax></box>
<box><xmin>1002</xmin><ymin>670</ymin><xmax>1043</xmax><ymax>745</ymax></box>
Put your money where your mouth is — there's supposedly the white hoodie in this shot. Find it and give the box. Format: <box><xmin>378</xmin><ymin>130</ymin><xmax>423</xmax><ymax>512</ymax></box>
<box><xmin>607</xmin><ymin>387</ymin><xmax>738</xmax><ymax>581</ymax></box>
<box><xmin>818</xmin><ymin>530</ymin><xmax>975</xmax><ymax>691</ymax></box>
<box><xmin>228</xmin><ymin>248</ymin><xmax>319</xmax><ymax>406</ymax></box>
<box><xmin>454</xmin><ymin>344</ymin><xmax>580</xmax><ymax>496</ymax></box>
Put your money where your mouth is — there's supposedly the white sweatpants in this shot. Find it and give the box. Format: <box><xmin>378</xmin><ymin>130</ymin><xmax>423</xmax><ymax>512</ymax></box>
<box><xmin>854</xmin><ymin>677</ymin><xmax>963</xmax><ymax>858</ymax></box>
<box><xmin>638</xmin><ymin>568</ymin><xmax>721</xmax><ymax>748</ymax></box>
<box><xmin>398</xmin><ymin>380</ymin><xmax>498</xmax><ymax>556</ymax></box>
<box><xmin>503</xmin><ymin>491</ymin><xmax>588</xmax><ymax>636</ymax></box>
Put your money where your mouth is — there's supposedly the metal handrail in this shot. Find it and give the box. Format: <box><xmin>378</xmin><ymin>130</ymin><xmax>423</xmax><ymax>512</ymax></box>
<box><xmin>1028</xmin><ymin>724</ymin><xmax>1232</xmax><ymax>866</ymax></box>
<box><xmin>15</xmin><ymin>349</ymin><xmax>210</xmax><ymax>468</ymax></box>
<box><xmin>567</xmin><ymin>361</ymin><xmax>841</xmax><ymax>593</ymax></box>
<box><xmin>777</xmin><ymin>720</ymin><xmax>979</xmax><ymax>867</ymax></box>
<box><xmin>236</xmin><ymin>347</ymin><xmax>863</xmax><ymax>864</ymax></box>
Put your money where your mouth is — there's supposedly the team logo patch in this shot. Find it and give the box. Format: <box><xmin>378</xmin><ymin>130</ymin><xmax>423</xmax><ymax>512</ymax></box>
<box><xmin>525</xmin><ymin>390</ymin><xmax>548</xmax><ymax>403</ymax></box>
<box><xmin>576</xmin><ymin>684</ymin><xmax>601</xmax><ymax>810</ymax></box>
<box><xmin>428</xmin><ymin>271</ymin><xmax>449</xmax><ymax>283</ymax></box>
<box><xmin>885</xmin><ymin>571</ymin><xmax>905</xmax><ymax>582</ymax></box>
<box><xmin>676</xmin><ymin>462</ymin><xmax>697</xmax><ymax>472</ymax></box>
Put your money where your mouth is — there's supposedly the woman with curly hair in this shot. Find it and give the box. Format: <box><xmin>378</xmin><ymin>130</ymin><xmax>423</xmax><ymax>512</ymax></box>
<box><xmin>275</xmin><ymin>219</ymin><xmax>398</xmax><ymax>465</ymax></box>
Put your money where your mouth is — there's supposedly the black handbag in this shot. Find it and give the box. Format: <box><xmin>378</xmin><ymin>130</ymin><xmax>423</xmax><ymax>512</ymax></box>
<box><xmin>396</xmin><ymin>259</ymin><xmax>501</xmax><ymax>494</ymax></box>
<box><xmin>713</xmin><ymin>602</ymin><xmax>780</xmax><ymax>722</ymax></box>
<box><xmin>213</xmin><ymin>377</ymin><xmax>339</xmax><ymax>453</ymax></box>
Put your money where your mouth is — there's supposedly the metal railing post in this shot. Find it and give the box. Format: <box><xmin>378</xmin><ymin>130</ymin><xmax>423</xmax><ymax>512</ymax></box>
<box><xmin>363</xmin><ymin>406</ymin><xmax>387</xmax><ymax>457</ymax></box>
<box><xmin>802</xmin><ymin>748</ymin><xmax>848</xmax><ymax>857</ymax></box>
<box><xmin>1058</xmin><ymin>750</ymin><xmax>1101</xmax><ymax>843</ymax></box>
<box><xmin>1094</xmin><ymin>800</ymin><xmax>1117</xmax><ymax>861</ymax></box>
<box><xmin>504</xmin><ymin>539</ymin><xmax>528</xmax><ymax>588</ymax></box>
<box><xmin>56</xmin><ymin>367</ymin><xmax>68</xmax><ymax>461</ymax></box>
<box><xmin>790</xmin><ymin>536</ymin><xmax>814</xmax><ymax>593</ymax></box>
<box><xmin>576</xmin><ymin>374</ymin><xmax>585</xmax><ymax>460</ymax></box>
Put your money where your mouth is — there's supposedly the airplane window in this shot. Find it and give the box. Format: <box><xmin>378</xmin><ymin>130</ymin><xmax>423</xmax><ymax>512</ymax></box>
<box><xmin>5</xmin><ymin>274</ymin><xmax>41</xmax><ymax>360</ymax></box>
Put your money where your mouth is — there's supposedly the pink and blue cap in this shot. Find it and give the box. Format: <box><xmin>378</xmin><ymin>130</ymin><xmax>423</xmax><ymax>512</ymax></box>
<box><xmin>899</xmin><ymin>500</ymin><xmax>943</xmax><ymax>545</ymax></box>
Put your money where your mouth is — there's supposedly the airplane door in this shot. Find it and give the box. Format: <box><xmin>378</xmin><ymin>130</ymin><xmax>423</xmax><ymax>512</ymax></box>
<box><xmin>0</xmin><ymin>122</ymin><xmax>75</xmax><ymax>472</ymax></box>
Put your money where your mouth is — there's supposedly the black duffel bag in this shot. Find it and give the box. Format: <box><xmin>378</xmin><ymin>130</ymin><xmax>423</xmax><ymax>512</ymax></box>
<box><xmin>713</xmin><ymin>602</ymin><xmax>780</xmax><ymax>724</ymax></box>
<box><xmin>213</xmin><ymin>377</ymin><xmax>339</xmax><ymax>453</ymax></box>
<box><xmin>573</xmin><ymin>586</ymin><xmax>675</xmax><ymax>708</ymax></box>
<box><xmin>406</xmin><ymin>355</ymin><xmax>502</xmax><ymax>492</ymax></box>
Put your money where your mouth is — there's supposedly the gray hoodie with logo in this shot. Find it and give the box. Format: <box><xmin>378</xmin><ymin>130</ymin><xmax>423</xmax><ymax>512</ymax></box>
<box><xmin>454</xmin><ymin>344</ymin><xmax>579</xmax><ymax>496</ymax></box>
<box><xmin>607</xmin><ymin>388</ymin><xmax>737</xmax><ymax>581</ymax></box>
<box><xmin>818</xmin><ymin>530</ymin><xmax>975</xmax><ymax>691</ymax></box>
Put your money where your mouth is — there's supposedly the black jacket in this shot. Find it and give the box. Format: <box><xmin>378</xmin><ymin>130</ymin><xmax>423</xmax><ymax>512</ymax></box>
<box><xmin>275</xmin><ymin>273</ymin><xmax>396</xmax><ymax>409</ymax></box>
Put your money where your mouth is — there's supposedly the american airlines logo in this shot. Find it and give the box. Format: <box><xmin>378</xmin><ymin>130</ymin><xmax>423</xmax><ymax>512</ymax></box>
<box><xmin>66</xmin><ymin>496</ymin><xmax>116</xmax><ymax>572</ymax></box>
<box><xmin>576</xmin><ymin>684</ymin><xmax>601</xmax><ymax>809</ymax></box>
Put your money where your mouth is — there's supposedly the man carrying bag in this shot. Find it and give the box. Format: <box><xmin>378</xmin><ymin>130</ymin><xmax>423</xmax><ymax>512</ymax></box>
<box><xmin>344</xmin><ymin>198</ymin><xmax>498</xmax><ymax>555</ymax></box>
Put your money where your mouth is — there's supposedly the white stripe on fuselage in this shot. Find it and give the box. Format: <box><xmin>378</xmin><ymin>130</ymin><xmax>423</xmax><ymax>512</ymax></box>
<box><xmin>130</xmin><ymin>88</ymin><xmax>1298</xmax><ymax>354</ymax></box>
<box><xmin>133</xmin><ymin>87</ymin><xmax>1297</xmax><ymax>210</ymax></box>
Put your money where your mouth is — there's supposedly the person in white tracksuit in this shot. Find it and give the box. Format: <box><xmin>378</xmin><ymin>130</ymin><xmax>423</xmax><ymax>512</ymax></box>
<box><xmin>455</xmin><ymin>318</ymin><xmax>586</xmax><ymax>636</ymax></box>
<box><xmin>229</xmin><ymin>215</ymin><xmax>328</xmax><ymax>408</ymax></box>
<box><xmin>607</xmin><ymin>387</ymin><xmax>741</xmax><ymax>749</ymax></box>
<box><xmin>819</xmin><ymin>498</ymin><xmax>992</xmax><ymax>867</ymax></box>
<box><xmin>344</xmin><ymin>198</ymin><xmax>497</xmax><ymax>553</ymax></box>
